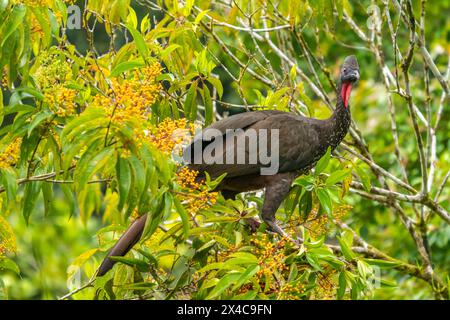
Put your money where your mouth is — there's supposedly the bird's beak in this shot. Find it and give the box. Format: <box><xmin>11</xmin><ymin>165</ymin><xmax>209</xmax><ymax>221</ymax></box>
<box><xmin>347</xmin><ymin>70</ymin><xmax>359</xmax><ymax>82</ymax></box>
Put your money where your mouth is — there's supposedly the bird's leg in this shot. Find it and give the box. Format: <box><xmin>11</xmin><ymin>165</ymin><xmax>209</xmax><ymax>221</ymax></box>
<box><xmin>261</xmin><ymin>173</ymin><xmax>300</xmax><ymax>244</ymax></box>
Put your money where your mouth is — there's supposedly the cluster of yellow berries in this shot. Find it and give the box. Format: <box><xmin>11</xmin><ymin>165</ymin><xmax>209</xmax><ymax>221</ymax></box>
<box><xmin>94</xmin><ymin>63</ymin><xmax>162</xmax><ymax>128</ymax></box>
<box><xmin>186</xmin><ymin>188</ymin><xmax>218</xmax><ymax>214</ymax></box>
<box><xmin>249</xmin><ymin>235</ymin><xmax>310</xmax><ymax>299</ymax></box>
<box><xmin>216</xmin><ymin>245</ymin><xmax>238</xmax><ymax>261</ymax></box>
<box><xmin>332</xmin><ymin>204</ymin><xmax>352</xmax><ymax>222</ymax></box>
<box><xmin>44</xmin><ymin>86</ymin><xmax>77</xmax><ymax>117</ymax></box>
<box><xmin>236</xmin><ymin>283</ymin><xmax>253</xmax><ymax>295</ymax></box>
<box><xmin>302</xmin><ymin>207</ymin><xmax>330</xmax><ymax>238</ymax></box>
<box><xmin>143</xmin><ymin>228</ymin><xmax>165</xmax><ymax>248</ymax></box>
<box><xmin>33</xmin><ymin>50</ymin><xmax>78</xmax><ymax>117</ymax></box>
<box><xmin>0</xmin><ymin>215</ymin><xmax>17</xmax><ymax>256</ymax></box>
<box><xmin>0</xmin><ymin>138</ymin><xmax>22</xmax><ymax>169</ymax></box>
<box><xmin>33</xmin><ymin>51</ymin><xmax>72</xmax><ymax>89</ymax></box>
<box><xmin>148</xmin><ymin>118</ymin><xmax>195</xmax><ymax>154</ymax></box>
<box><xmin>1</xmin><ymin>69</ymin><xmax>7</xmax><ymax>88</ymax></box>
<box><xmin>176</xmin><ymin>167</ymin><xmax>202</xmax><ymax>189</ymax></box>
<box><xmin>175</xmin><ymin>167</ymin><xmax>218</xmax><ymax>214</ymax></box>
<box><xmin>313</xmin><ymin>270</ymin><xmax>337</xmax><ymax>299</ymax></box>
<box><xmin>301</xmin><ymin>204</ymin><xmax>351</xmax><ymax>238</ymax></box>
<box><xmin>278</xmin><ymin>282</ymin><xmax>306</xmax><ymax>300</ymax></box>
<box><xmin>252</xmin><ymin>234</ymin><xmax>288</xmax><ymax>278</ymax></box>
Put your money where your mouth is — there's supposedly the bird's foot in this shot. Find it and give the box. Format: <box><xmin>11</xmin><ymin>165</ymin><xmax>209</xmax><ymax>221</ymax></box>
<box><xmin>264</xmin><ymin>220</ymin><xmax>303</xmax><ymax>246</ymax></box>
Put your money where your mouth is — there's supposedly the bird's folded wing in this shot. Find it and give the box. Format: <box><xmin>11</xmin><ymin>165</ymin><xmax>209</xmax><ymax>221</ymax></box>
<box><xmin>185</xmin><ymin>112</ymin><xmax>321</xmax><ymax>179</ymax></box>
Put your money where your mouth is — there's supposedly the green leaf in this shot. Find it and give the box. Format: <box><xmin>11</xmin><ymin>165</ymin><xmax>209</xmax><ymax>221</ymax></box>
<box><xmin>335</xmin><ymin>0</ymin><xmax>344</xmax><ymax>20</ymax></box>
<box><xmin>140</xmin><ymin>14</ymin><xmax>150</xmax><ymax>33</ymax></box>
<box><xmin>267</xmin><ymin>88</ymin><xmax>289</xmax><ymax>107</ymax></box>
<box><xmin>305</xmin><ymin>253</ymin><xmax>322</xmax><ymax>271</ymax></box>
<box><xmin>206</xmin><ymin>273</ymin><xmax>241</xmax><ymax>299</ymax></box>
<box><xmin>185</xmin><ymin>81</ymin><xmax>198</xmax><ymax>122</ymax></box>
<box><xmin>75</xmin><ymin>146</ymin><xmax>114</xmax><ymax>192</ymax></box>
<box><xmin>108</xmin><ymin>256</ymin><xmax>149</xmax><ymax>272</ymax></box>
<box><xmin>294</xmin><ymin>177</ymin><xmax>313</xmax><ymax>191</ymax></box>
<box><xmin>232</xmin><ymin>265</ymin><xmax>259</xmax><ymax>290</ymax></box>
<box><xmin>197</xmin><ymin>262</ymin><xmax>232</xmax><ymax>273</ymax></box>
<box><xmin>197</xmin><ymin>239</ymin><xmax>216</xmax><ymax>252</ymax></box>
<box><xmin>109</xmin><ymin>0</ymin><xmax>129</xmax><ymax>23</ymax></box>
<box><xmin>228</xmin><ymin>252</ymin><xmax>258</xmax><ymax>264</ymax></box>
<box><xmin>157</xmin><ymin>223</ymin><xmax>182</xmax><ymax>244</ymax></box>
<box><xmin>68</xmin><ymin>248</ymin><xmax>99</xmax><ymax>279</ymax></box>
<box><xmin>61</xmin><ymin>107</ymin><xmax>105</xmax><ymax>144</ymax></box>
<box><xmin>315</xmin><ymin>146</ymin><xmax>331</xmax><ymax>175</ymax></box>
<box><xmin>284</xmin><ymin>186</ymin><xmax>302</xmax><ymax>215</ymax></box>
<box><xmin>363</xmin><ymin>258</ymin><xmax>402</xmax><ymax>269</ymax></box>
<box><xmin>299</xmin><ymin>190</ymin><xmax>313</xmax><ymax>218</ymax></box>
<box><xmin>62</xmin><ymin>132</ymin><xmax>103</xmax><ymax>172</ymax></box>
<box><xmin>42</xmin><ymin>182</ymin><xmax>53</xmax><ymax>217</ymax></box>
<box><xmin>207</xmin><ymin>76</ymin><xmax>223</xmax><ymax>99</ymax></box>
<box><xmin>141</xmin><ymin>195</ymin><xmax>164</xmax><ymax>239</ymax></box>
<box><xmin>13</xmin><ymin>87</ymin><xmax>45</xmax><ymax>101</ymax></box>
<box><xmin>125</xmin><ymin>24</ymin><xmax>149</xmax><ymax>59</ymax></box>
<box><xmin>337</xmin><ymin>271</ymin><xmax>347</xmax><ymax>299</ymax></box>
<box><xmin>0</xmin><ymin>168</ymin><xmax>17</xmax><ymax>204</ymax></box>
<box><xmin>288</xmin><ymin>264</ymin><xmax>298</xmax><ymax>282</ymax></box>
<box><xmin>201</xmin><ymin>85</ymin><xmax>213</xmax><ymax>126</ymax></box>
<box><xmin>116</xmin><ymin>156</ymin><xmax>131</xmax><ymax>212</ymax></box>
<box><xmin>135</xmin><ymin>249</ymin><xmax>158</xmax><ymax>266</ymax></box>
<box><xmin>1</xmin><ymin>104</ymin><xmax>35</xmax><ymax>117</ymax></box>
<box><xmin>27</xmin><ymin>111</ymin><xmax>53</xmax><ymax>137</ymax></box>
<box><xmin>357</xmin><ymin>260</ymin><xmax>370</xmax><ymax>278</ymax></box>
<box><xmin>22</xmin><ymin>181</ymin><xmax>42</xmax><ymax>224</ymax></box>
<box><xmin>194</xmin><ymin>9</ymin><xmax>210</xmax><ymax>25</ymax></box>
<box><xmin>110</xmin><ymin>59</ymin><xmax>145</xmax><ymax>77</ymax></box>
<box><xmin>231</xmin><ymin>290</ymin><xmax>257</xmax><ymax>300</ymax></box>
<box><xmin>337</xmin><ymin>235</ymin><xmax>355</xmax><ymax>260</ymax></box>
<box><xmin>316</xmin><ymin>188</ymin><xmax>332</xmax><ymax>215</ymax></box>
<box><xmin>1</xmin><ymin>5</ymin><xmax>26</xmax><ymax>47</ymax></box>
<box><xmin>122</xmin><ymin>282</ymin><xmax>156</xmax><ymax>291</ymax></box>
<box><xmin>0</xmin><ymin>257</ymin><xmax>20</xmax><ymax>275</ymax></box>
<box><xmin>355</xmin><ymin>164</ymin><xmax>371</xmax><ymax>192</ymax></box>
<box><xmin>126</xmin><ymin>154</ymin><xmax>146</xmax><ymax>214</ymax></box>
<box><xmin>289</xmin><ymin>64</ymin><xmax>297</xmax><ymax>82</ymax></box>
<box><xmin>126</xmin><ymin>7</ymin><xmax>138</xmax><ymax>28</ymax></box>
<box><xmin>173</xmin><ymin>196</ymin><xmax>190</xmax><ymax>239</ymax></box>
<box><xmin>160</xmin><ymin>44</ymin><xmax>181</xmax><ymax>59</ymax></box>
<box><xmin>326</xmin><ymin>168</ymin><xmax>352</xmax><ymax>186</ymax></box>
<box><xmin>380</xmin><ymin>279</ymin><xmax>398</xmax><ymax>287</ymax></box>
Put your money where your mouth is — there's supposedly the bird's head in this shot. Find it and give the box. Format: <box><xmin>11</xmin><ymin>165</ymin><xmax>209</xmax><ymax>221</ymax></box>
<box><xmin>340</xmin><ymin>55</ymin><xmax>359</xmax><ymax>108</ymax></box>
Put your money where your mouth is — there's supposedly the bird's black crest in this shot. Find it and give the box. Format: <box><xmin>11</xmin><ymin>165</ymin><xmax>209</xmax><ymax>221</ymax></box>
<box><xmin>342</xmin><ymin>55</ymin><xmax>359</xmax><ymax>71</ymax></box>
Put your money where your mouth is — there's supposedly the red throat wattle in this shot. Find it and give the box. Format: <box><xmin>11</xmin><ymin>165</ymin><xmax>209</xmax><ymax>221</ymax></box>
<box><xmin>341</xmin><ymin>83</ymin><xmax>352</xmax><ymax>108</ymax></box>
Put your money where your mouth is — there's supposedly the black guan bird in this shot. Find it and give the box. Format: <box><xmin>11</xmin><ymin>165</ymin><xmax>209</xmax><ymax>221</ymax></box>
<box><xmin>97</xmin><ymin>55</ymin><xmax>360</xmax><ymax>276</ymax></box>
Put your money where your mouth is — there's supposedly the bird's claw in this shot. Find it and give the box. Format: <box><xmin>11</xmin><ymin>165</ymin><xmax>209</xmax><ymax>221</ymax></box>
<box><xmin>265</xmin><ymin>220</ymin><xmax>303</xmax><ymax>246</ymax></box>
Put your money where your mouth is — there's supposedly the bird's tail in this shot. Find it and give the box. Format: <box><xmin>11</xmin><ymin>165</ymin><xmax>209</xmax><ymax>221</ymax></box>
<box><xmin>97</xmin><ymin>214</ymin><xmax>148</xmax><ymax>277</ymax></box>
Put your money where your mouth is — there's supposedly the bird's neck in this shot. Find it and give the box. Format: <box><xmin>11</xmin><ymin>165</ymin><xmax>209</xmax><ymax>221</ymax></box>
<box><xmin>326</xmin><ymin>82</ymin><xmax>352</xmax><ymax>149</ymax></box>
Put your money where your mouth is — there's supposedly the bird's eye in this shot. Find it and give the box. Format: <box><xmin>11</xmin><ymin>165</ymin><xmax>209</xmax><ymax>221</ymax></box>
<box><xmin>342</xmin><ymin>68</ymin><xmax>347</xmax><ymax>73</ymax></box>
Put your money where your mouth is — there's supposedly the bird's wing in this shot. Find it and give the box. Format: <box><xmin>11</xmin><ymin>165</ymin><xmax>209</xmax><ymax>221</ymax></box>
<box><xmin>206</xmin><ymin>110</ymin><xmax>285</xmax><ymax>133</ymax></box>
<box><xmin>185</xmin><ymin>111</ymin><xmax>321</xmax><ymax>179</ymax></box>
<box><xmin>184</xmin><ymin>110</ymin><xmax>284</xmax><ymax>168</ymax></box>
